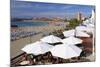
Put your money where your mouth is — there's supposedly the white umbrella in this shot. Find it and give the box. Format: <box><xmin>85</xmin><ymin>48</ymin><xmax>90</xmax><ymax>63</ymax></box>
<box><xmin>75</xmin><ymin>31</ymin><xmax>90</xmax><ymax>37</ymax></box>
<box><xmin>61</xmin><ymin>36</ymin><xmax>83</xmax><ymax>45</ymax></box>
<box><xmin>40</xmin><ymin>35</ymin><xmax>62</xmax><ymax>43</ymax></box>
<box><xmin>76</xmin><ymin>26</ymin><xmax>87</xmax><ymax>31</ymax></box>
<box><xmin>50</xmin><ymin>44</ymin><xmax>82</xmax><ymax>59</ymax></box>
<box><xmin>76</xmin><ymin>26</ymin><xmax>93</xmax><ymax>33</ymax></box>
<box><xmin>21</xmin><ymin>41</ymin><xmax>53</xmax><ymax>55</ymax></box>
<box><xmin>63</xmin><ymin>29</ymin><xmax>75</xmax><ymax>37</ymax></box>
<box><xmin>86</xmin><ymin>24</ymin><xmax>94</xmax><ymax>28</ymax></box>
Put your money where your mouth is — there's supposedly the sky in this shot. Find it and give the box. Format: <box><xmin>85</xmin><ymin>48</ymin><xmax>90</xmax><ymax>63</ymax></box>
<box><xmin>11</xmin><ymin>0</ymin><xmax>95</xmax><ymax>19</ymax></box>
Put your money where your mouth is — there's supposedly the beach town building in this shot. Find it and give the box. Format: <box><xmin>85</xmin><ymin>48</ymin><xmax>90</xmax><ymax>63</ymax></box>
<box><xmin>77</xmin><ymin>12</ymin><xmax>82</xmax><ymax>21</ymax></box>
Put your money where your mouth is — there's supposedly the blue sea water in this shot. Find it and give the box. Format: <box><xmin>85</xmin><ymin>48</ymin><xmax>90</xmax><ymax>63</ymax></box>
<box><xmin>11</xmin><ymin>21</ymin><xmax>48</xmax><ymax>27</ymax></box>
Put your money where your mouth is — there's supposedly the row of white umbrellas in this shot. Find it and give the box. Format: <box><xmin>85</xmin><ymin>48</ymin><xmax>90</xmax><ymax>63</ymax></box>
<box><xmin>22</xmin><ymin>35</ymin><xmax>83</xmax><ymax>59</ymax></box>
<box><xmin>22</xmin><ymin>41</ymin><xmax>82</xmax><ymax>59</ymax></box>
<box><xmin>41</xmin><ymin>35</ymin><xmax>83</xmax><ymax>45</ymax></box>
<box><xmin>63</xmin><ymin>25</ymin><xmax>94</xmax><ymax>38</ymax></box>
<box><xmin>63</xmin><ymin>29</ymin><xmax>91</xmax><ymax>38</ymax></box>
<box><xmin>75</xmin><ymin>26</ymin><xmax>94</xmax><ymax>34</ymax></box>
<box><xmin>21</xmin><ymin>26</ymin><xmax>94</xmax><ymax>59</ymax></box>
<box><xmin>21</xmin><ymin>18</ymin><xmax>94</xmax><ymax>59</ymax></box>
<box><xmin>21</xmin><ymin>8</ymin><xmax>95</xmax><ymax>60</ymax></box>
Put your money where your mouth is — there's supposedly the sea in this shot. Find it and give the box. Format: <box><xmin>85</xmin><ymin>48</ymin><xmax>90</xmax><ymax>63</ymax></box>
<box><xmin>11</xmin><ymin>21</ymin><xmax>49</xmax><ymax>27</ymax></box>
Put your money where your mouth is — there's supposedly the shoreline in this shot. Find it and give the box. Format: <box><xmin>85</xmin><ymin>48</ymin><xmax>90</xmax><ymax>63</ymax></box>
<box><xmin>12</xmin><ymin>20</ymin><xmax>64</xmax><ymax>23</ymax></box>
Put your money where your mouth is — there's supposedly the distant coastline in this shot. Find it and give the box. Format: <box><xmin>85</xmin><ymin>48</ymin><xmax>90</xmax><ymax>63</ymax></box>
<box><xmin>11</xmin><ymin>17</ymin><xmax>65</xmax><ymax>23</ymax></box>
<box><xmin>11</xmin><ymin>18</ymin><xmax>67</xmax><ymax>27</ymax></box>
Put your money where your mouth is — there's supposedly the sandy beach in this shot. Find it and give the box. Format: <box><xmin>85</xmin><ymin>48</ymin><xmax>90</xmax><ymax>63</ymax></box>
<box><xmin>18</xmin><ymin>24</ymin><xmax>66</xmax><ymax>32</ymax></box>
<box><xmin>11</xmin><ymin>24</ymin><xmax>67</xmax><ymax>58</ymax></box>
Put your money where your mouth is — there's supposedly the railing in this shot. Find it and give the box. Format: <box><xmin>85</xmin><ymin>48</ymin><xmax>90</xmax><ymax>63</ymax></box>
<box><xmin>11</xmin><ymin>52</ymin><xmax>27</xmax><ymax>66</ymax></box>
